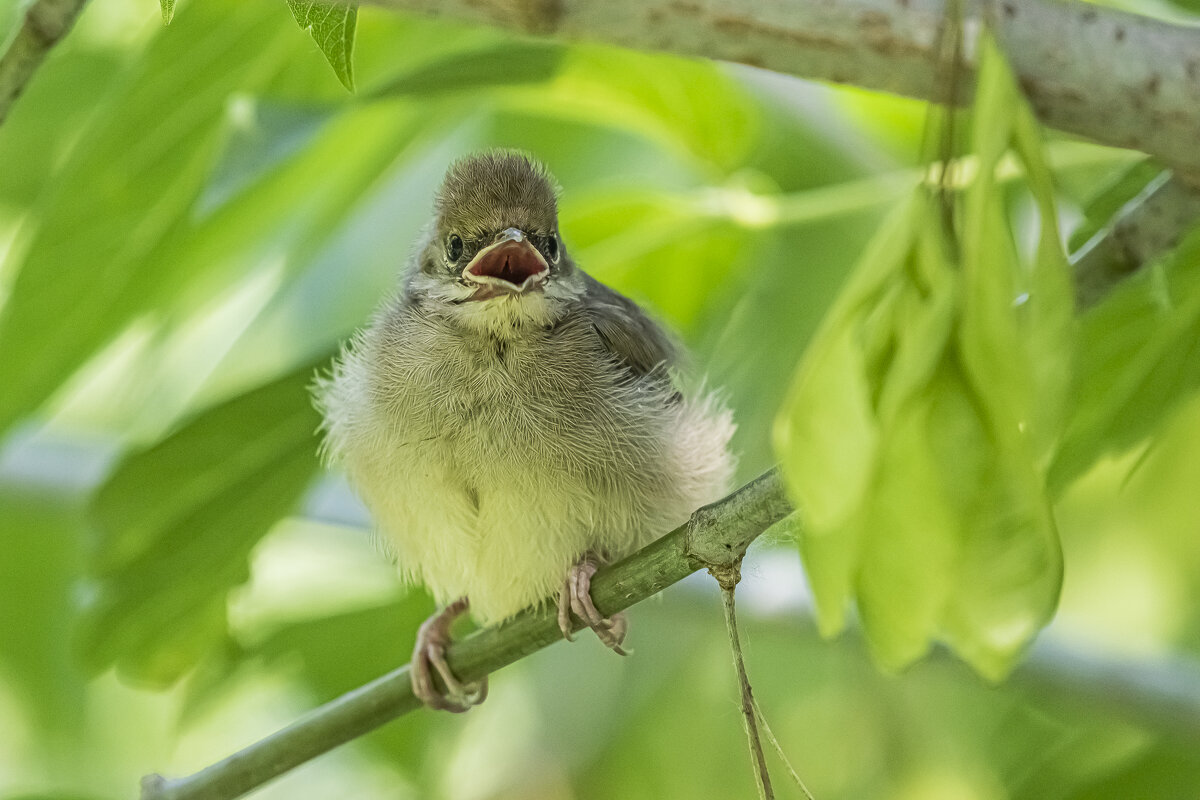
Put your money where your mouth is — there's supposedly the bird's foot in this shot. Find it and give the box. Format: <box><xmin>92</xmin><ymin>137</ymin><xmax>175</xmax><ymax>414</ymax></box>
<box><xmin>411</xmin><ymin>597</ymin><xmax>488</xmax><ymax>713</ymax></box>
<box><xmin>557</xmin><ymin>555</ymin><xmax>628</xmax><ymax>655</ymax></box>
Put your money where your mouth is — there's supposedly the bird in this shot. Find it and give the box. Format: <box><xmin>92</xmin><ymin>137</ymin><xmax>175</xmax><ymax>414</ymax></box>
<box><xmin>315</xmin><ymin>150</ymin><xmax>734</xmax><ymax>712</ymax></box>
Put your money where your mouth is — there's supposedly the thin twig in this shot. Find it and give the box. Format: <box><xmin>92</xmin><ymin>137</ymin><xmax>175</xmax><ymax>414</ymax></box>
<box><xmin>719</xmin><ymin>580</ymin><xmax>774</xmax><ymax>800</ymax></box>
<box><xmin>752</xmin><ymin>697</ymin><xmax>816</xmax><ymax>800</ymax></box>
<box><xmin>0</xmin><ymin>0</ymin><xmax>91</xmax><ymax>125</ymax></box>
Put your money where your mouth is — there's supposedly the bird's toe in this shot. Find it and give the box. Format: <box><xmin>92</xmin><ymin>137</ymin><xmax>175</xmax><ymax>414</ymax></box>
<box><xmin>410</xmin><ymin>598</ymin><xmax>487</xmax><ymax>713</ymax></box>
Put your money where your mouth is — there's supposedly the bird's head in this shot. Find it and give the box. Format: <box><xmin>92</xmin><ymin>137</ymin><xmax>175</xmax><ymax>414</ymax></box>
<box><xmin>406</xmin><ymin>150</ymin><xmax>583</xmax><ymax>335</ymax></box>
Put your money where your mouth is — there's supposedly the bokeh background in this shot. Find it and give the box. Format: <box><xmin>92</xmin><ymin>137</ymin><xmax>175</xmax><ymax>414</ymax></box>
<box><xmin>1</xmin><ymin>0</ymin><xmax>1199</xmax><ymax>798</ymax></box>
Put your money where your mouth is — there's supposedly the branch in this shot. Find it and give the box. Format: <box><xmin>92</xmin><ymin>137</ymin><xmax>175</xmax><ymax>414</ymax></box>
<box><xmin>0</xmin><ymin>0</ymin><xmax>90</xmax><ymax>125</ymax></box>
<box><xmin>140</xmin><ymin>469</ymin><xmax>794</xmax><ymax>800</ymax></box>
<box><xmin>1072</xmin><ymin>171</ymin><xmax>1200</xmax><ymax>309</ymax></box>
<box><xmin>364</xmin><ymin>0</ymin><xmax>1200</xmax><ymax>175</ymax></box>
<box><xmin>363</xmin><ymin>0</ymin><xmax>1200</xmax><ymax>299</ymax></box>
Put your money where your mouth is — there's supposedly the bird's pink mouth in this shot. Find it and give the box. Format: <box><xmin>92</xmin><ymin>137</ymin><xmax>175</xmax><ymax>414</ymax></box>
<box><xmin>462</xmin><ymin>232</ymin><xmax>548</xmax><ymax>301</ymax></box>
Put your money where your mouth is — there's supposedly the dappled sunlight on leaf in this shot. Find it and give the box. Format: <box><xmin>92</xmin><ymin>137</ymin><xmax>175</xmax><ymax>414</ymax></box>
<box><xmin>0</xmin><ymin>0</ymin><xmax>299</xmax><ymax>437</ymax></box>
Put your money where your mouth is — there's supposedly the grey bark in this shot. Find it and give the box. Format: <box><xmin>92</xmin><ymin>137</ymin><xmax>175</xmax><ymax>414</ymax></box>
<box><xmin>364</xmin><ymin>0</ymin><xmax>1200</xmax><ymax>175</ymax></box>
<box><xmin>361</xmin><ymin>0</ymin><xmax>1200</xmax><ymax>309</ymax></box>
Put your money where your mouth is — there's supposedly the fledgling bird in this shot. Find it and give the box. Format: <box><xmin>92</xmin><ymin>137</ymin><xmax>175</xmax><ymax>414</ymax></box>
<box><xmin>316</xmin><ymin>150</ymin><xmax>734</xmax><ymax>712</ymax></box>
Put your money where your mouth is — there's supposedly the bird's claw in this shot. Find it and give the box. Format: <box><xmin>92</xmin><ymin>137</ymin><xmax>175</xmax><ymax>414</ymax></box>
<box><xmin>411</xmin><ymin>598</ymin><xmax>488</xmax><ymax>713</ymax></box>
<box><xmin>557</xmin><ymin>556</ymin><xmax>628</xmax><ymax>655</ymax></box>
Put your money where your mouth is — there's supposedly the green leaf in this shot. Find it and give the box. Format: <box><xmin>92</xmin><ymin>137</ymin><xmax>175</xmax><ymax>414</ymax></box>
<box><xmin>929</xmin><ymin>365</ymin><xmax>1061</xmax><ymax>679</ymax></box>
<box><xmin>939</xmin><ymin>33</ymin><xmax>1066</xmax><ymax>676</ymax></box>
<box><xmin>854</xmin><ymin>386</ymin><xmax>958</xmax><ymax>668</ymax></box>
<box><xmin>79</xmin><ymin>360</ymin><xmax>326</xmax><ymax>684</ymax></box>
<box><xmin>1010</xmin><ymin>93</ymin><xmax>1075</xmax><ymax>458</ymax></box>
<box><xmin>852</xmin><ymin>224</ymin><xmax>960</xmax><ymax>666</ymax></box>
<box><xmin>196</xmin><ymin>99</ymin><xmax>335</xmax><ymax>216</ymax></box>
<box><xmin>0</xmin><ymin>489</ymin><xmax>87</xmax><ymax>735</ymax></box>
<box><xmin>774</xmin><ymin>198</ymin><xmax>920</xmax><ymax>635</ymax></box>
<box><xmin>775</xmin><ymin>34</ymin><xmax>1069</xmax><ymax>677</ymax></box>
<box><xmin>159</xmin><ymin>0</ymin><xmax>176</xmax><ymax>24</ymax></box>
<box><xmin>247</xmin><ymin>597</ymin><xmax>438</xmax><ymax>771</ymax></box>
<box><xmin>285</xmin><ymin>1</ymin><xmax>357</xmax><ymax>92</ymax></box>
<box><xmin>1050</xmin><ymin>232</ymin><xmax>1200</xmax><ymax>493</ymax></box>
<box><xmin>366</xmin><ymin>40</ymin><xmax>564</xmax><ymax>98</ymax></box>
<box><xmin>1067</xmin><ymin>158</ymin><xmax>1164</xmax><ymax>254</ymax></box>
<box><xmin>0</xmin><ymin>0</ymin><xmax>295</xmax><ymax>436</ymax></box>
<box><xmin>549</xmin><ymin>44</ymin><xmax>762</xmax><ymax>170</ymax></box>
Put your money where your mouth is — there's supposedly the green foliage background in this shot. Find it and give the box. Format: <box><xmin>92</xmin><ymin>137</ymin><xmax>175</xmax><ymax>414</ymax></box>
<box><xmin>0</xmin><ymin>0</ymin><xmax>1198</xmax><ymax>798</ymax></box>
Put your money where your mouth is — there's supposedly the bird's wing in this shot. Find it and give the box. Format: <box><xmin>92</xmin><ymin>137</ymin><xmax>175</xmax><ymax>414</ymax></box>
<box><xmin>581</xmin><ymin>272</ymin><xmax>679</xmax><ymax>378</ymax></box>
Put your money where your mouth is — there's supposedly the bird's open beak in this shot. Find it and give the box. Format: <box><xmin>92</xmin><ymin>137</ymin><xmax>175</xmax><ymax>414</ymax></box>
<box><xmin>462</xmin><ymin>228</ymin><xmax>549</xmax><ymax>300</ymax></box>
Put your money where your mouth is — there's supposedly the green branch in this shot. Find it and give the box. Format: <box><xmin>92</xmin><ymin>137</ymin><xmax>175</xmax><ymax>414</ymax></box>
<box><xmin>140</xmin><ymin>469</ymin><xmax>794</xmax><ymax>800</ymax></box>
<box><xmin>0</xmin><ymin>0</ymin><xmax>90</xmax><ymax>125</ymax></box>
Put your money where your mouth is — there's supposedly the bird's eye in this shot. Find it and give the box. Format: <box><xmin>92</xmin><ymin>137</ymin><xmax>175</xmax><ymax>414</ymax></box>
<box><xmin>544</xmin><ymin>234</ymin><xmax>559</xmax><ymax>262</ymax></box>
<box><xmin>446</xmin><ymin>234</ymin><xmax>464</xmax><ymax>262</ymax></box>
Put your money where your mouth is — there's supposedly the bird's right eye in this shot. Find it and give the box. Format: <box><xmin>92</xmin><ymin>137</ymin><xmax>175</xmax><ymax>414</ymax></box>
<box><xmin>446</xmin><ymin>234</ymin><xmax>464</xmax><ymax>262</ymax></box>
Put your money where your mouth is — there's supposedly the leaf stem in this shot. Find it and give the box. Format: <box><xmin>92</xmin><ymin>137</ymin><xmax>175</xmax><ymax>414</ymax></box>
<box><xmin>752</xmin><ymin>696</ymin><xmax>816</xmax><ymax>800</ymax></box>
<box><xmin>719</xmin><ymin>580</ymin><xmax>774</xmax><ymax>800</ymax></box>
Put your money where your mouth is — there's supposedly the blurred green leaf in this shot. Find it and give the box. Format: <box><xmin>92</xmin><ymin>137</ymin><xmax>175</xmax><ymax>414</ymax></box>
<box><xmin>160</xmin><ymin>0</ymin><xmax>176</xmax><ymax>25</ymax></box>
<box><xmin>933</xmin><ymin>35</ymin><xmax>1067</xmax><ymax>678</ymax></box>
<box><xmin>775</xmin><ymin>34</ymin><xmax>1069</xmax><ymax>677</ymax></box>
<box><xmin>567</xmin><ymin>190</ymin><xmax>750</xmax><ymax>339</ymax></box>
<box><xmin>1050</xmin><ymin>231</ymin><xmax>1200</xmax><ymax>493</ymax></box>
<box><xmin>197</xmin><ymin>100</ymin><xmax>335</xmax><ymax>216</ymax></box>
<box><xmin>1162</xmin><ymin>0</ymin><xmax>1200</xmax><ymax>15</ymax></box>
<box><xmin>0</xmin><ymin>489</ymin><xmax>87</xmax><ymax>736</ymax></box>
<box><xmin>0</xmin><ymin>0</ymin><xmax>21</xmax><ymax>44</ymax></box>
<box><xmin>80</xmin><ymin>360</ymin><xmax>326</xmax><ymax>685</ymax></box>
<box><xmin>247</xmin><ymin>597</ymin><xmax>440</xmax><ymax>772</ymax></box>
<box><xmin>0</xmin><ymin>51</ymin><xmax>122</xmax><ymax>205</ymax></box>
<box><xmin>705</xmin><ymin>206</ymin><xmax>888</xmax><ymax>478</ymax></box>
<box><xmin>547</xmin><ymin>45</ymin><xmax>761</xmax><ymax>170</ymax></box>
<box><xmin>774</xmin><ymin>199</ymin><xmax>918</xmax><ymax>635</ymax></box>
<box><xmin>0</xmin><ymin>0</ymin><xmax>294</xmax><ymax>436</ymax></box>
<box><xmin>253</xmin><ymin>599</ymin><xmax>429</xmax><ymax>698</ymax></box>
<box><xmin>1010</xmin><ymin>92</ymin><xmax>1076</xmax><ymax>458</ymax></box>
<box><xmin>285</xmin><ymin>0</ymin><xmax>357</xmax><ymax>92</ymax></box>
<box><xmin>366</xmin><ymin>40</ymin><xmax>563</xmax><ymax>98</ymax></box>
<box><xmin>1067</xmin><ymin>158</ymin><xmax>1164</xmax><ymax>254</ymax></box>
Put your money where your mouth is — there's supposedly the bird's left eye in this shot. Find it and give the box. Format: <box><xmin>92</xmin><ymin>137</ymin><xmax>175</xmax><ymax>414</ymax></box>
<box><xmin>446</xmin><ymin>234</ymin><xmax>464</xmax><ymax>262</ymax></box>
<box><xmin>544</xmin><ymin>234</ymin><xmax>559</xmax><ymax>262</ymax></box>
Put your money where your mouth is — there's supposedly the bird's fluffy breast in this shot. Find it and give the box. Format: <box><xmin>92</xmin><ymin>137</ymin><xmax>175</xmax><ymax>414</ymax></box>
<box><xmin>316</xmin><ymin>298</ymin><xmax>734</xmax><ymax>623</ymax></box>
